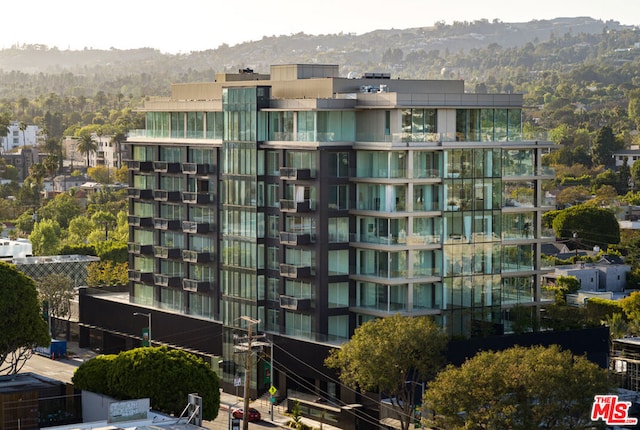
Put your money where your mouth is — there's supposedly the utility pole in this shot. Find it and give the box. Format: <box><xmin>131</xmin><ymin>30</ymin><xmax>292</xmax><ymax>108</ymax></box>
<box><xmin>240</xmin><ymin>316</ymin><xmax>260</xmax><ymax>430</ymax></box>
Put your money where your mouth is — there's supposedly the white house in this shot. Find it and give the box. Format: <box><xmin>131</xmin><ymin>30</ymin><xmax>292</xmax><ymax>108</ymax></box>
<box><xmin>542</xmin><ymin>255</ymin><xmax>630</xmax><ymax>293</ymax></box>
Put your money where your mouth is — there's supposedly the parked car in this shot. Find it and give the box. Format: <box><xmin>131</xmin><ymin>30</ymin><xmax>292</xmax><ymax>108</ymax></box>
<box><xmin>232</xmin><ymin>407</ymin><xmax>261</xmax><ymax>422</ymax></box>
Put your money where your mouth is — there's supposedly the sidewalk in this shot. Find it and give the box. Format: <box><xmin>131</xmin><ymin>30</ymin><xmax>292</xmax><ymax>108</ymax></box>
<box><xmin>60</xmin><ymin>341</ymin><xmax>339</xmax><ymax>430</ymax></box>
<box><xmin>65</xmin><ymin>340</ymin><xmax>99</xmax><ymax>360</ymax></box>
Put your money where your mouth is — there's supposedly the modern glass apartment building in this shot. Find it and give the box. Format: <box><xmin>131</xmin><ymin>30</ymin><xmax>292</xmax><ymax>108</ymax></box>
<box><xmin>124</xmin><ymin>63</ymin><xmax>553</xmax><ymax>405</ymax></box>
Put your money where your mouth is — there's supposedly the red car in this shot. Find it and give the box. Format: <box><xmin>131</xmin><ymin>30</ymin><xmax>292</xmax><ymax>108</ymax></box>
<box><xmin>232</xmin><ymin>407</ymin><xmax>261</xmax><ymax>422</ymax></box>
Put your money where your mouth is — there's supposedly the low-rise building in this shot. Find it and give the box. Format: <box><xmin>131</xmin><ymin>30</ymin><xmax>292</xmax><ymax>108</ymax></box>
<box><xmin>542</xmin><ymin>255</ymin><xmax>630</xmax><ymax>294</ymax></box>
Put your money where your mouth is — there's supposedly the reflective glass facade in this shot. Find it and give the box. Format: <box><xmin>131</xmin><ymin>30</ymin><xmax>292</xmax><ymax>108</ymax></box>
<box><xmin>127</xmin><ymin>64</ymin><xmax>554</xmax><ymax>393</ymax></box>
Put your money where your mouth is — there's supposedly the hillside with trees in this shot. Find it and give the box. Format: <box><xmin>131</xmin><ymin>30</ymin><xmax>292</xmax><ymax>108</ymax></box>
<box><xmin>0</xmin><ymin>17</ymin><xmax>638</xmax><ymax>272</ymax></box>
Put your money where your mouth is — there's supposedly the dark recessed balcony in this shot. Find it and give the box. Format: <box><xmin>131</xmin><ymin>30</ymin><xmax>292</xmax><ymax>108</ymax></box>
<box><xmin>182</xmin><ymin>250</ymin><xmax>212</xmax><ymax>263</ymax></box>
<box><xmin>128</xmin><ymin>216</ymin><xmax>154</xmax><ymax>228</ymax></box>
<box><xmin>154</xmin><ymin>218</ymin><xmax>182</xmax><ymax>230</ymax></box>
<box><xmin>183</xmin><ymin>279</ymin><xmax>212</xmax><ymax>292</ymax></box>
<box><xmin>154</xmin><ymin>246</ymin><xmax>182</xmax><ymax>259</ymax></box>
<box><xmin>279</xmin><ymin>199</ymin><xmax>312</xmax><ymax>213</ymax></box>
<box><xmin>279</xmin><ymin>167</ymin><xmax>313</xmax><ymax>180</ymax></box>
<box><xmin>153</xmin><ymin>161</ymin><xmax>181</xmax><ymax>173</ymax></box>
<box><xmin>279</xmin><ymin>295</ymin><xmax>312</xmax><ymax>311</ymax></box>
<box><xmin>279</xmin><ymin>264</ymin><xmax>313</xmax><ymax>279</ymax></box>
<box><xmin>154</xmin><ymin>274</ymin><xmax>182</xmax><ymax>288</ymax></box>
<box><xmin>182</xmin><ymin>192</ymin><xmax>211</xmax><ymax>204</ymax></box>
<box><xmin>128</xmin><ymin>161</ymin><xmax>153</xmax><ymax>172</ymax></box>
<box><xmin>182</xmin><ymin>221</ymin><xmax>211</xmax><ymax>234</ymax></box>
<box><xmin>127</xmin><ymin>187</ymin><xmax>154</xmax><ymax>200</ymax></box>
<box><xmin>128</xmin><ymin>242</ymin><xmax>154</xmax><ymax>256</ymax></box>
<box><xmin>279</xmin><ymin>231</ymin><xmax>313</xmax><ymax>246</ymax></box>
<box><xmin>182</xmin><ymin>163</ymin><xmax>210</xmax><ymax>175</ymax></box>
<box><xmin>154</xmin><ymin>190</ymin><xmax>181</xmax><ymax>202</ymax></box>
<box><xmin>128</xmin><ymin>270</ymin><xmax>154</xmax><ymax>284</ymax></box>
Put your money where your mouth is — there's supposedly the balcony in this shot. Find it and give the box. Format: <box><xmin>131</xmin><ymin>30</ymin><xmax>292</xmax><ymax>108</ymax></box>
<box><xmin>153</xmin><ymin>161</ymin><xmax>181</xmax><ymax>173</ymax></box>
<box><xmin>279</xmin><ymin>264</ymin><xmax>313</xmax><ymax>279</ymax></box>
<box><xmin>154</xmin><ymin>274</ymin><xmax>182</xmax><ymax>288</ymax></box>
<box><xmin>279</xmin><ymin>167</ymin><xmax>314</xmax><ymax>180</ymax></box>
<box><xmin>182</xmin><ymin>163</ymin><xmax>210</xmax><ymax>176</ymax></box>
<box><xmin>182</xmin><ymin>192</ymin><xmax>211</xmax><ymax>205</ymax></box>
<box><xmin>154</xmin><ymin>246</ymin><xmax>182</xmax><ymax>259</ymax></box>
<box><xmin>128</xmin><ymin>270</ymin><xmax>154</xmax><ymax>284</ymax></box>
<box><xmin>182</xmin><ymin>250</ymin><xmax>212</xmax><ymax>263</ymax></box>
<box><xmin>154</xmin><ymin>218</ymin><xmax>182</xmax><ymax>230</ymax></box>
<box><xmin>279</xmin><ymin>231</ymin><xmax>313</xmax><ymax>246</ymax></box>
<box><xmin>279</xmin><ymin>295</ymin><xmax>312</xmax><ymax>311</ymax></box>
<box><xmin>128</xmin><ymin>160</ymin><xmax>153</xmax><ymax>172</ymax></box>
<box><xmin>183</xmin><ymin>279</ymin><xmax>212</xmax><ymax>292</ymax></box>
<box><xmin>182</xmin><ymin>221</ymin><xmax>211</xmax><ymax>234</ymax></box>
<box><xmin>279</xmin><ymin>199</ymin><xmax>312</xmax><ymax>213</ymax></box>
<box><xmin>128</xmin><ymin>242</ymin><xmax>154</xmax><ymax>256</ymax></box>
<box><xmin>127</xmin><ymin>187</ymin><xmax>154</xmax><ymax>200</ymax></box>
<box><xmin>154</xmin><ymin>190</ymin><xmax>182</xmax><ymax>202</ymax></box>
<box><xmin>128</xmin><ymin>216</ymin><xmax>154</xmax><ymax>228</ymax></box>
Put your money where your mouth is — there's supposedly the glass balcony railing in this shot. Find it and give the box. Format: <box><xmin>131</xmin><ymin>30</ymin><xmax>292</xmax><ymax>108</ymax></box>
<box><xmin>183</xmin><ymin>278</ymin><xmax>212</xmax><ymax>292</ymax></box>
<box><xmin>279</xmin><ymin>295</ymin><xmax>312</xmax><ymax>311</ymax></box>
<box><xmin>280</xmin><ymin>199</ymin><xmax>312</xmax><ymax>212</ymax></box>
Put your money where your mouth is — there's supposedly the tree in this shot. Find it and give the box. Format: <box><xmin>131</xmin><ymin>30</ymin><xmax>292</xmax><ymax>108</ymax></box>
<box><xmin>65</xmin><ymin>216</ymin><xmax>95</xmax><ymax>245</ymax></box>
<box><xmin>543</xmin><ymin>275</ymin><xmax>581</xmax><ymax>305</ymax></box>
<box><xmin>590</xmin><ymin>184</ymin><xmax>618</xmax><ymax>206</ymax></box>
<box><xmin>76</xmin><ymin>133</ymin><xmax>97</xmax><ymax>167</ymax></box>
<box><xmin>18</xmin><ymin>121</ymin><xmax>27</xmax><ymax>148</ymax></box>
<box><xmin>632</xmin><ymin>160</ymin><xmax>640</xmax><ymax>191</ymax></box>
<box><xmin>87</xmin><ymin>261</ymin><xmax>129</xmax><ymax>287</ymax></box>
<box><xmin>36</xmin><ymin>274</ymin><xmax>74</xmax><ymax>338</ymax></box>
<box><xmin>37</xmin><ymin>193</ymin><xmax>83</xmax><ymax>229</ymax></box>
<box><xmin>591</xmin><ymin>125</ymin><xmax>621</xmax><ymax>166</ymax></box>
<box><xmin>0</xmin><ymin>261</ymin><xmax>50</xmax><ymax>375</ymax></box>
<box><xmin>552</xmin><ymin>204</ymin><xmax>620</xmax><ymax>248</ymax></box>
<box><xmin>0</xmin><ymin>112</ymin><xmax>10</xmax><ymax>145</ymax></box>
<box><xmin>620</xmin><ymin>291</ymin><xmax>640</xmax><ymax>322</ymax></box>
<box><xmin>42</xmin><ymin>154</ymin><xmax>59</xmax><ymax>177</ymax></box>
<box><xmin>90</xmin><ymin>210</ymin><xmax>117</xmax><ymax>241</ymax></box>
<box><xmin>325</xmin><ymin>315</ymin><xmax>447</xmax><ymax>430</ymax></box>
<box><xmin>618</xmin><ymin>156</ymin><xmax>631</xmax><ymax>194</ymax></box>
<box><xmin>29</xmin><ymin>218</ymin><xmax>62</xmax><ymax>256</ymax></box>
<box><xmin>423</xmin><ymin>345</ymin><xmax>614</xmax><ymax>430</ymax></box>
<box><xmin>72</xmin><ymin>346</ymin><xmax>220</xmax><ymax>420</ymax></box>
<box><xmin>87</xmin><ymin>166</ymin><xmax>111</xmax><ymax>184</ymax></box>
<box><xmin>555</xmin><ymin>186</ymin><xmax>591</xmax><ymax>207</ymax></box>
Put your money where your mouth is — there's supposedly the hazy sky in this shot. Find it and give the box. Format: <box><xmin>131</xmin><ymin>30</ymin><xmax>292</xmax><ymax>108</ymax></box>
<box><xmin>2</xmin><ymin>0</ymin><xmax>638</xmax><ymax>54</ymax></box>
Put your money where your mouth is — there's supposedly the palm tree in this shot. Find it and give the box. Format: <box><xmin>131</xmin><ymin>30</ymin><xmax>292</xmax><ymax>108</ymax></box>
<box><xmin>42</xmin><ymin>155</ymin><xmax>59</xmax><ymax>178</ymax></box>
<box><xmin>19</xmin><ymin>121</ymin><xmax>27</xmax><ymax>149</ymax></box>
<box><xmin>112</xmin><ymin>130</ymin><xmax>126</xmax><ymax>168</ymax></box>
<box><xmin>28</xmin><ymin>162</ymin><xmax>46</xmax><ymax>185</ymax></box>
<box><xmin>76</xmin><ymin>134</ymin><xmax>97</xmax><ymax>168</ymax></box>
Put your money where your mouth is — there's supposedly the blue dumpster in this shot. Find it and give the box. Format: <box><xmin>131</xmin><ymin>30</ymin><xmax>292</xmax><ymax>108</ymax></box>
<box><xmin>34</xmin><ymin>339</ymin><xmax>67</xmax><ymax>359</ymax></box>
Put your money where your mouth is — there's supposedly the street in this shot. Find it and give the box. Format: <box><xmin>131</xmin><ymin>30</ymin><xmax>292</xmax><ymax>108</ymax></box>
<box><xmin>19</xmin><ymin>349</ymin><xmax>290</xmax><ymax>430</ymax></box>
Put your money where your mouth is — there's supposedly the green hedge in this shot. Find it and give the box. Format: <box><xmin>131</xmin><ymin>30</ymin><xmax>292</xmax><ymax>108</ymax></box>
<box><xmin>72</xmin><ymin>346</ymin><xmax>220</xmax><ymax>420</ymax></box>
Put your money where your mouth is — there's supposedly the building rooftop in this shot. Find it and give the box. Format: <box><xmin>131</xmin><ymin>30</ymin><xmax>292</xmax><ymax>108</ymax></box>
<box><xmin>0</xmin><ymin>372</ymin><xmax>63</xmax><ymax>394</ymax></box>
<box><xmin>13</xmin><ymin>254</ymin><xmax>100</xmax><ymax>264</ymax></box>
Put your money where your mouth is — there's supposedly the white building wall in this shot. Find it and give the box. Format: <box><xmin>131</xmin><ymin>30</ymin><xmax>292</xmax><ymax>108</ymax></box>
<box><xmin>599</xmin><ymin>265</ymin><xmax>631</xmax><ymax>292</ymax></box>
<box><xmin>1</xmin><ymin>122</ymin><xmax>41</xmax><ymax>152</ymax></box>
<box><xmin>557</xmin><ymin>268</ymin><xmax>600</xmax><ymax>291</ymax></box>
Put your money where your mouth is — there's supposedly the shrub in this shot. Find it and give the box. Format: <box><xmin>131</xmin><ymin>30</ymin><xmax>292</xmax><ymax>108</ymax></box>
<box><xmin>72</xmin><ymin>346</ymin><xmax>220</xmax><ymax>420</ymax></box>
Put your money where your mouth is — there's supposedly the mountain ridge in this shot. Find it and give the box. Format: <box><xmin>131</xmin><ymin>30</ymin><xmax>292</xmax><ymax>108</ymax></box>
<box><xmin>0</xmin><ymin>17</ymin><xmax>630</xmax><ymax>75</ymax></box>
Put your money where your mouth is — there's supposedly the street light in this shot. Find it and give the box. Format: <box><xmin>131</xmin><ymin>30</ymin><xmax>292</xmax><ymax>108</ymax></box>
<box><xmin>573</xmin><ymin>232</ymin><xmax>579</xmax><ymax>259</ymax></box>
<box><xmin>133</xmin><ymin>312</ymin><xmax>151</xmax><ymax>346</ymax></box>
